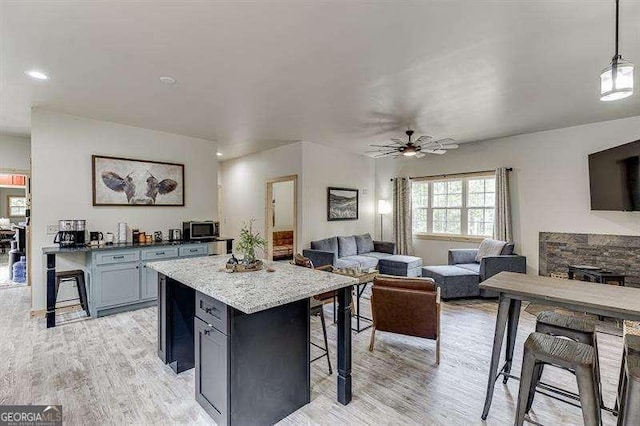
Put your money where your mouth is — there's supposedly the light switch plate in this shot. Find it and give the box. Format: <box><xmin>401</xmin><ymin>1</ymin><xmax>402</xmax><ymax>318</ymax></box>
<box><xmin>46</xmin><ymin>225</ymin><xmax>58</xmax><ymax>235</ymax></box>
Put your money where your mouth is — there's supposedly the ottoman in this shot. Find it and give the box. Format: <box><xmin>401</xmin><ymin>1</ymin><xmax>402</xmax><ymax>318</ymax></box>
<box><xmin>421</xmin><ymin>265</ymin><xmax>480</xmax><ymax>299</ymax></box>
<box><xmin>378</xmin><ymin>255</ymin><xmax>423</xmax><ymax>277</ymax></box>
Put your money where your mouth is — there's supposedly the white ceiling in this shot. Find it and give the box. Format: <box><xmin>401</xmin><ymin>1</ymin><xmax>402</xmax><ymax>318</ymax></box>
<box><xmin>1</xmin><ymin>1</ymin><xmax>640</xmax><ymax>159</ymax></box>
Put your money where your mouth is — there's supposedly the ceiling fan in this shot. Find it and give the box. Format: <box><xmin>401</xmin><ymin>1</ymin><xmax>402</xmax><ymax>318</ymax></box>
<box><xmin>368</xmin><ymin>130</ymin><xmax>459</xmax><ymax>159</ymax></box>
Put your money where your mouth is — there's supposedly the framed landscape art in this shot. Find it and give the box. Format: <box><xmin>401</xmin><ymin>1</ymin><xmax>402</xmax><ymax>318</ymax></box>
<box><xmin>327</xmin><ymin>187</ymin><xmax>358</xmax><ymax>221</ymax></box>
<box><xmin>92</xmin><ymin>155</ymin><xmax>185</xmax><ymax>206</ymax></box>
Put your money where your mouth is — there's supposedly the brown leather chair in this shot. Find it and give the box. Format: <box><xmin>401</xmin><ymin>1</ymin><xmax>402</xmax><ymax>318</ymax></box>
<box><xmin>293</xmin><ymin>253</ymin><xmax>334</xmax><ymax>374</ymax></box>
<box><xmin>369</xmin><ymin>275</ymin><xmax>441</xmax><ymax>365</ymax></box>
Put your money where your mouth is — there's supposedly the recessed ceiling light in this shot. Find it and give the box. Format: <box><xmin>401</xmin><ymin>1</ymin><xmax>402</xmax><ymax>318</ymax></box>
<box><xmin>216</xmin><ymin>152</ymin><xmax>223</xmax><ymax>157</ymax></box>
<box><xmin>25</xmin><ymin>70</ymin><xmax>49</xmax><ymax>81</ymax></box>
<box><xmin>159</xmin><ymin>76</ymin><xmax>177</xmax><ymax>85</ymax></box>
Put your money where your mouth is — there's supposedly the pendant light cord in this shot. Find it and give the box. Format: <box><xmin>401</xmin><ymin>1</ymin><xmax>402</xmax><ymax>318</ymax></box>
<box><xmin>615</xmin><ymin>0</ymin><xmax>620</xmax><ymax>59</ymax></box>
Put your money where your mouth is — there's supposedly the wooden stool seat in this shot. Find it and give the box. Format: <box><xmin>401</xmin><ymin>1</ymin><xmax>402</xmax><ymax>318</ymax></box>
<box><xmin>516</xmin><ymin>332</ymin><xmax>601</xmax><ymax>426</ymax></box>
<box><xmin>537</xmin><ymin>311</ymin><xmax>596</xmax><ymax>334</ymax></box>
<box><xmin>55</xmin><ymin>269</ymin><xmax>89</xmax><ymax>316</ymax></box>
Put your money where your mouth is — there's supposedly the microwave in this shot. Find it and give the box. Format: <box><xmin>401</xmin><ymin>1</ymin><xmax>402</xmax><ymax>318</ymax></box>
<box><xmin>183</xmin><ymin>221</ymin><xmax>219</xmax><ymax>241</ymax></box>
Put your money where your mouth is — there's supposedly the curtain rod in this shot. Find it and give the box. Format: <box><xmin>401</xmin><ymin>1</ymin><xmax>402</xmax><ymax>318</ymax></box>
<box><xmin>390</xmin><ymin>168</ymin><xmax>512</xmax><ymax>181</ymax></box>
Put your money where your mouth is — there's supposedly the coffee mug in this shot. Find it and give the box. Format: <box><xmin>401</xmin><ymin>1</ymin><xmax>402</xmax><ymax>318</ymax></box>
<box><xmin>90</xmin><ymin>231</ymin><xmax>104</xmax><ymax>241</ymax></box>
<box><xmin>105</xmin><ymin>232</ymin><xmax>114</xmax><ymax>245</ymax></box>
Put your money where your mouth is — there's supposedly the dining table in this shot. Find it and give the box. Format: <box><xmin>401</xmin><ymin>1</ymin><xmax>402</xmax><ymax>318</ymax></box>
<box><xmin>479</xmin><ymin>271</ymin><xmax>640</xmax><ymax>420</ymax></box>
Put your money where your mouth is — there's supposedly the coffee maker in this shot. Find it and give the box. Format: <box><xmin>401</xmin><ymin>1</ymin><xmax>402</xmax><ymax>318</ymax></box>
<box><xmin>54</xmin><ymin>220</ymin><xmax>77</xmax><ymax>248</ymax></box>
<box><xmin>53</xmin><ymin>219</ymin><xmax>87</xmax><ymax>248</ymax></box>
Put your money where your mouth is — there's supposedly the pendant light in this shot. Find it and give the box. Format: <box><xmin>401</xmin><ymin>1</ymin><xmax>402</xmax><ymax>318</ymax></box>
<box><xmin>600</xmin><ymin>0</ymin><xmax>634</xmax><ymax>101</ymax></box>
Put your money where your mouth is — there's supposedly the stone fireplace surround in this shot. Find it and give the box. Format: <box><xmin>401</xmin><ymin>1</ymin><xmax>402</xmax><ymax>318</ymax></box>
<box><xmin>539</xmin><ymin>232</ymin><xmax>640</xmax><ymax>289</ymax></box>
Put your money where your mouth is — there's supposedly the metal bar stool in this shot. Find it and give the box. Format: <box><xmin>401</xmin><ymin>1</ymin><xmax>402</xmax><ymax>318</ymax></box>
<box><xmin>616</xmin><ymin>335</ymin><xmax>640</xmax><ymax>425</ymax></box>
<box><xmin>534</xmin><ymin>311</ymin><xmax>603</xmax><ymax>407</ymax></box>
<box><xmin>310</xmin><ymin>297</ymin><xmax>332</xmax><ymax>374</ymax></box>
<box><xmin>55</xmin><ymin>270</ymin><xmax>89</xmax><ymax>316</ymax></box>
<box><xmin>516</xmin><ymin>332</ymin><xmax>601</xmax><ymax>426</ymax></box>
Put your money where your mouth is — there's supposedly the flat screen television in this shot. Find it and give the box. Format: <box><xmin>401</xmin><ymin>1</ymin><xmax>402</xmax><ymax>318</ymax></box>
<box><xmin>589</xmin><ymin>139</ymin><xmax>640</xmax><ymax>211</ymax></box>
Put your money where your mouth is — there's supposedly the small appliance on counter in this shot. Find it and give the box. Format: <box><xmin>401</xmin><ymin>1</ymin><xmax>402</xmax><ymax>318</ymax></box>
<box><xmin>168</xmin><ymin>229</ymin><xmax>182</xmax><ymax>241</ymax></box>
<box><xmin>54</xmin><ymin>220</ymin><xmax>77</xmax><ymax>248</ymax></box>
<box><xmin>74</xmin><ymin>219</ymin><xmax>87</xmax><ymax>246</ymax></box>
<box><xmin>183</xmin><ymin>220</ymin><xmax>219</xmax><ymax>241</ymax></box>
<box><xmin>89</xmin><ymin>231</ymin><xmax>104</xmax><ymax>246</ymax></box>
<box><xmin>154</xmin><ymin>231</ymin><xmax>163</xmax><ymax>242</ymax></box>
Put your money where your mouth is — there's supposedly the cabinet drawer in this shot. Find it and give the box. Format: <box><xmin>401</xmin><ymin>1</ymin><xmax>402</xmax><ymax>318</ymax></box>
<box><xmin>180</xmin><ymin>245</ymin><xmax>208</xmax><ymax>257</ymax></box>
<box><xmin>141</xmin><ymin>247</ymin><xmax>179</xmax><ymax>261</ymax></box>
<box><xmin>196</xmin><ymin>292</ymin><xmax>228</xmax><ymax>334</ymax></box>
<box><xmin>95</xmin><ymin>250</ymin><xmax>140</xmax><ymax>265</ymax></box>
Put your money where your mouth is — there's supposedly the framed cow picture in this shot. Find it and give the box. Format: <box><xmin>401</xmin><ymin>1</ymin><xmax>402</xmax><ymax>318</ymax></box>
<box><xmin>92</xmin><ymin>155</ymin><xmax>185</xmax><ymax>206</ymax></box>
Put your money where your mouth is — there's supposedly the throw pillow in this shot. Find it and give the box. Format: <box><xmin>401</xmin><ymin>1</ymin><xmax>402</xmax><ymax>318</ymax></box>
<box><xmin>354</xmin><ymin>233</ymin><xmax>375</xmax><ymax>254</ymax></box>
<box><xmin>338</xmin><ymin>236</ymin><xmax>358</xmax><ymax>258</ymax></box>
<box><xmin>475</xmin><ymin>238</ymin><xmax>507</xmax><ymax>262</ymax></box>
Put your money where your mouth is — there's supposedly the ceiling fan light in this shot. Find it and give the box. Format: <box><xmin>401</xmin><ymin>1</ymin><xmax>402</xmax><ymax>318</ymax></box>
<box><xmin>600</xmin><ymin>58</ymin><xmax>634</xmax><ymax>101</ymax></box>
<box><xmin>402</xmin><ymin>151</ymin><xmax>417</xmax><ymax>157</ymax></box>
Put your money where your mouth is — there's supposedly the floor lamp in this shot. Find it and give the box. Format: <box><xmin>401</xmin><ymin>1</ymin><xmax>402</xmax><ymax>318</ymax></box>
<box><xmin>378</xmin><ymin>200</ymin><xmax>391</xmax><ymax>240</ymax></box>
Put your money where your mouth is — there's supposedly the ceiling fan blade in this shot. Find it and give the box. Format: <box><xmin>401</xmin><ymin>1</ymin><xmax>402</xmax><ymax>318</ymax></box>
<box><xmin>390</xmin><ymin>138</ymin><xmax>404</xmax><ymax>143</ymax></box>
<box><xmin>365</xmin><ymin>149</ymin><xmax>396</xmax><ymax>153</ymax></box>
<box><xmin>416</xmin><ymin>135</ymin><xmax>433</xmax><ymax>143</ymax></box>
<box><xmin>374</xmin><ymin>152</ymin><xmax>394</xmax><ymax>158</ymax></box>
<box><xmin>370</xmin><ymin>144</ymin><xmax>401</xmax><ymax>148</ymax></box>
<box><xmin>440</xmin><ymin>144</ymin><xmax>459</xmax><ymax>149</ymax></box>
<box><xmin>424</xmin><ymin>149</ymin><xmax>447</xmax><ymax>155</ymax></box>
<box><xmin>434</xmin><ymin>138</ymin><xmax>455</xmax><ymax>145</ymax></box>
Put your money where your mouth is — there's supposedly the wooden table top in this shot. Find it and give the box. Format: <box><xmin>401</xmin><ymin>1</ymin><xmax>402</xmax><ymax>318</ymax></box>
<box><xmin>480</xmin><ymin>272</ymin><xmax>640</xmax><ymax>320</ymax></box>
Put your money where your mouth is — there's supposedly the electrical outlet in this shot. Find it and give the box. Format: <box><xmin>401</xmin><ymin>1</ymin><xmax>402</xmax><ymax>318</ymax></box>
<box><xmin>46</xmin><ymin>225</ymin><xmax>58</xmax><ymax>235</ymax></box>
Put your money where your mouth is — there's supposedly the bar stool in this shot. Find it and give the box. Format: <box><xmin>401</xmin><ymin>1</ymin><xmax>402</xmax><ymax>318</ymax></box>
<box><xmin>55</xmin><ymin>270</ymin><xmax>89</xmax><ymax>316</ymax></box>
<box><xmin>516</xmin><ymin>332</ymin><xmax>601</xmax><ymax>426</ymax></box>
<box><xmin>310</xmin><ymin>297</ymin><xmax>332</xmax><ymax>374</ymax></box>
<box><xmin>616</xmin><ymin>335</ymin><xmax>640</xmax><ymax>425</ymax></box>
<box><xmin>535</xmin><ymin>311</ymin><xmax>603</xmax><ymax>406</ymax></box>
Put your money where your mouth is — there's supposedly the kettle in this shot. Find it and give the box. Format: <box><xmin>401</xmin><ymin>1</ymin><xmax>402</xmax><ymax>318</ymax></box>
<box><xmin>169</xmin><ymin>229</ymin><xmax>182</xmax><ymax>241</ymax></box>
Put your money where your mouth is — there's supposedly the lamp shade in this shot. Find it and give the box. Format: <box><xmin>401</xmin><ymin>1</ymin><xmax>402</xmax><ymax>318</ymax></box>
<box><xmin>378</xmin><ymin>199</ymin><xmax>392</xmax><ymax>215</ymax></box>
<box><xmin>601</xmin><ymin>58</ymin><xmax>634</xmax><ymax>101</ymax></box>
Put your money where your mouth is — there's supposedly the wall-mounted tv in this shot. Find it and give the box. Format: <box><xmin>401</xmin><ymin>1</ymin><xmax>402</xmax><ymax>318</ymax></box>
<box><xmin>589</xmin><ymin>139</ymin><xmax>640</xmax><ymax>211</ymax></box>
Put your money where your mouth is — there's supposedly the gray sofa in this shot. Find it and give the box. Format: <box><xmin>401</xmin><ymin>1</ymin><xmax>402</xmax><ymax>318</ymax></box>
<box><xmin>303</xmin><ymin>233</ymin><xmax>423</xmax><ymax>277</ymax></box>
<box><xmin>422</xmin><ymin>243</ymin><xmax>526</xmax><ymax>299</ymax></box>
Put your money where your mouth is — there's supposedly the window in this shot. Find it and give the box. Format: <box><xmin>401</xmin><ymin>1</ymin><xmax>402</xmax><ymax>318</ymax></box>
<box><xmin>412</xmin><ymin>174</ymin><xmax>495</xmax><ymax>238</ymax></box>
<box><xmin>8</xmin><ymin>196</ymin><xmax>27</xmax><ymax>217</ymax></box>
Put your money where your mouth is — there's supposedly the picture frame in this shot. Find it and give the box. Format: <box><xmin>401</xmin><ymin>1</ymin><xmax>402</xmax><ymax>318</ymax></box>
<box><xmin>327</xmin><ymin>187</ymin><xmax>359</xmax><ymax>221</ymax></box>
<box><xmin>92</xmin><ymin>155</ymin><xmax>185</xmax><ymax>206</ymax></box>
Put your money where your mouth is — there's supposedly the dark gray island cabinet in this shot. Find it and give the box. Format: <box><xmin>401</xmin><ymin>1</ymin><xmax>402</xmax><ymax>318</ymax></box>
<box><xmin>149</xmin><ymin>256</ymin><xmax>358</xmax><ymax>426</ymax></box>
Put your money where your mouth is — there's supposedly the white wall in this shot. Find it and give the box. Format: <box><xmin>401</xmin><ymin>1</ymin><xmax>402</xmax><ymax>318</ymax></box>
<box><xmin>31</xmin><ymin>109</ymin><xmax>218</xmax><ymax>311</ymax></box>
<box><xmin>272</xmin><ymin>180</ymin><xmax>294</xmax><ymax>231</ymax></box>
<box><xmin>219</xmin><ymin>142</ymin><xmax>303</xmax><ymax>253</ymax></box>
<box><xmin>376</xmin><ymin>115</ymin><xmax>640</xmax><ymax>273</ymax></box>
<box><xmin>219</xmin><ymin>141</ymin><xmax>376</xmax><ymax>255</ymax></box>
<box><xmin>300</xmin><ymin>141</ymin><xmax>375</xmax><ymax>246</ymax></box>
<box><xmin>0</xmin><ymin>135</ymin><xmax>30</xmax><ymax>172</ymax></box>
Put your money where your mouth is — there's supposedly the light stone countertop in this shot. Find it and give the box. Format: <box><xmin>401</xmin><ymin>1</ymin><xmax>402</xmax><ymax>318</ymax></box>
<box><xmin>147</xmin><ymin>255</ymin><xmax>359</xmax><ymax>314</ymax></box>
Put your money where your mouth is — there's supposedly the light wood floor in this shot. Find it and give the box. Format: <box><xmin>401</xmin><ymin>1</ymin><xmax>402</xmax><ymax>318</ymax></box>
<box><xmin>0</xmin><ymin>286</ymin><xmax>625</xmax><ymax>425</ymax></box>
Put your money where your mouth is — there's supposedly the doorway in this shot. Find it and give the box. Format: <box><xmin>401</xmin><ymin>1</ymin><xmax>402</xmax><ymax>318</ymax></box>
<box><xmin>265</xmin><ymin>175</ymin><xmax>297</xmax><ymax>262</ymax></box>
<box><xmin>0</xmin><ymin>173</ymin><xmax>28</xmax><ymax>287</ymax></box>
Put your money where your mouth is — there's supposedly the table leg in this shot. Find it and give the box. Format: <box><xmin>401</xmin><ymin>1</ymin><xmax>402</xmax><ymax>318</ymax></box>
<box><xmin>481</xmin><ymin>294</ymin><xmax>512</xmax><ymax>420</ymax></box>
<box><xmin>337</xmin><ymin>285</ymin><xmax>353</xmax><ymax>405</ymax></box>
<box><xmin>46</xmin><ymin>253</ymin><xmax>56</xmax><ymax>328</ymax></box>
<box><xmin>226</xmin><ymin>239</ymin><xmax>233</xmax><ymax>254</ymax></box>
<box><xmin>502</xmin><ymin>299</ymin><xmax>522</xmax><ymax>384</ymax></box>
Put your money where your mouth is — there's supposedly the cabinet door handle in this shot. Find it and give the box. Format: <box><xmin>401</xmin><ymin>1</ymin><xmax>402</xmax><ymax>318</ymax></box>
<box><xmin>204</xmin><ymin>329</ymin><xmax>211</xmax><ymax>335</ymax></box>
<box><xmin>190</xmin><ymin>249</ymin><xmax>198</xmax><ymax>252</ymax></box>
<box><xmin>136</xmin><ymin>266</ymin><xmax>139</xmax><ymax>269</ymax></box>
<box><xmin>156</xmin><ymin>251</ymin><xmax>165</xmax><ymax>255</ymax></box>
<box><xmin>204</xmin><ymin>307</ymin><xmax>213</xmax><ymax>314</ymax></box>
<box><xmin>113</xmin><ymin>255</ymin><xmax>125</xmax><ymax>259</ymax></box>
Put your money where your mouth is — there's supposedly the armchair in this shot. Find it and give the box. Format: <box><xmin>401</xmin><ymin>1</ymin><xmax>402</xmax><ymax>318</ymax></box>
<box><xmin>368</xmin><ymin>276</ymin><xmax>441</xmax><ymax>365</ymax></box>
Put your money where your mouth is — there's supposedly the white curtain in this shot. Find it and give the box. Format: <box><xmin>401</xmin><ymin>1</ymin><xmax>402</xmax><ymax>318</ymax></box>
<box><xmin>392</xmin><ymin>177</ymin><xmax>413</xmax><ymax>255</ymax></box>
<box><xmin>494</xmin><ymin>167</ymin><xmax>513</xmax><ymax>242</ymax></box>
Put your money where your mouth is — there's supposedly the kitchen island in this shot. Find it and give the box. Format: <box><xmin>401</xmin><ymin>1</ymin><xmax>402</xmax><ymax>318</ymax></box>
<box><xmin>148</xmin><ymin>255</ymin><xmax>358</xmax><ymax>426</ymax></box>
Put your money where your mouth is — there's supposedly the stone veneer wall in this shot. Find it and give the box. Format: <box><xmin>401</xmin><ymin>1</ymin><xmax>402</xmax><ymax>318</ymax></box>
<box><xmin>539</xmin><ymin>232</ymin><xmax>640</xmax><ymax>288</ymax></box>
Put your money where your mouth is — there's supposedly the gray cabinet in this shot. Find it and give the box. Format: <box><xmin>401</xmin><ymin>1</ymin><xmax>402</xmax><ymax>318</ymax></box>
<box><xmin>94</xmin><ymin>262</ymin><xmax>140</xmax><ymax>307</ymax></box>
<box><xmin>88</xmin><ymin>243</ymin><xmax>208</xmax><ymax>317</ymax></box>
<box><xmin>195</xmin><ymin>317</ymin><xmax>229</xmax><ymax>424</ymax></box>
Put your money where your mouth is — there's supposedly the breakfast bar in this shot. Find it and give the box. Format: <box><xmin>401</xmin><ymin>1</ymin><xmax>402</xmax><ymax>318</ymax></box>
<box><xmin>148</xmin><ymin>255</ymin><xmax>358</xmax><ymax>425</ymax></box>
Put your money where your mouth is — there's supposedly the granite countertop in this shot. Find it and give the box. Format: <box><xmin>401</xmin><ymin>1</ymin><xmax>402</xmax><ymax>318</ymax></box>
<box><xmin>42</xmin><ymin>239</ymin><xmax>210</xmax><ymax>254</ymax></box>
<box><xmin>147</xmin><ymin>255</ymin><xmax>359</xmax><ymax>314</ymax></box>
